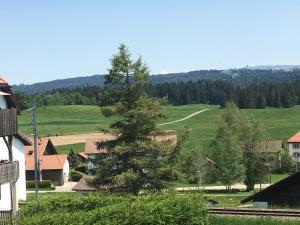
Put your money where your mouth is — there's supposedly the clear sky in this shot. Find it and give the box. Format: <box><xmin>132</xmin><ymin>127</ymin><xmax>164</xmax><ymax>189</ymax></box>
<box><xmin>1</xmin><ymin>0</ymin><xmax>300</xmax><ymax>85</ymax></box>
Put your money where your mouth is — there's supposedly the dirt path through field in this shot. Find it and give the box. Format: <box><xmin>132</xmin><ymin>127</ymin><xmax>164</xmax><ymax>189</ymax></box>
<box><xmin>47</xmin><ymin>109</ymin><xmax>208</xmax><ymax>146</ymax></box>
<box><xmin>48</xmin><ymin>133</ymin><xmax>115</xmax><ymax>146</ymax></box>
<box><xmin>159</xmin><ymin>109</ymin><xmax>208</xmax><ymax>126</ymax></box>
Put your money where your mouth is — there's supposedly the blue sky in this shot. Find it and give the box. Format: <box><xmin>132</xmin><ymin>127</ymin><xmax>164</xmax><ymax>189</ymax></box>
<box><xmin>1</xmin><ymin>1</ymin><xmax>300</xmax><ymax>85</ymax></box>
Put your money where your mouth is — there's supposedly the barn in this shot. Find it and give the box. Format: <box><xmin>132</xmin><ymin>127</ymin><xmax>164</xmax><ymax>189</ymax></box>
<box><xmin>241</xmin><ymin>171</ymin><xmax>300</xmax><ymax>207</ymax></box>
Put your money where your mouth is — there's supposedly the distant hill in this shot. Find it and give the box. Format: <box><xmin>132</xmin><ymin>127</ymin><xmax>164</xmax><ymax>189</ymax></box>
<box><xmin>12</xmin><ymin>67</ymin><xmax>300</xmax><ymax>94</ymax></box>
<box><xmin>246</xmin><ymin>65</ymin><xmax>300</xmax><ymax>71</ymax></box>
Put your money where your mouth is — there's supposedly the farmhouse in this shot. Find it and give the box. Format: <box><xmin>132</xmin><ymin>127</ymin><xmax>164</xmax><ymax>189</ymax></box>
<box><xmin>0</xmin><ymin>77</ymin><xmax>32</xmax><ymax>213</ymax></box>
<box><xmin>84</xmin><ymin>134</ymin><xmax>177</xmax><ymax>173</ymax></box>
<box><xmin>241</xmin><ymin>171</ymin><xmax>300</xmax><ymax>207</ymax></box>
<box><xmin>25</xmin><ymin>138</ymin><xmax>69</xmax><ymax>186</ymax></box>
<box><xmin>287</xmin><ymin>131</ymin><xmax>300</xmax><ymax>163</ymax></box>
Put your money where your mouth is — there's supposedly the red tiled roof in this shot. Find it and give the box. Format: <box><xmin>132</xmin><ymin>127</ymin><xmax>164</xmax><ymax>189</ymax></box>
<box><xmin>84</xmin><ymin>134</ymin><xmax>177</xmax><ymax>155</ymax></box>
<box><xmin>0</xmin><ymin>91</ymin><xmax>10</xmax><ymax>96</ymax></box>
<box><xmin>287</xmin><ymin>131</ymin><xmax>300</xmax><ymax>143</ymax></box>
<box><xmin>24</xmin><ymin>137</ymin><xmax>54</xmax><ymax>158</ymax></box>
<box><xmin>84</xmin><ymin>136</ymin><xmax>116</xmax><ymax>155</ymax></box>
<box><xmin>78</xmin><ymin>152</ymin><xmax>88</xmax><ymax>159</ymax></box>
<box><xmin>0</xmin><ymin>77</ymin><xmax>8</xmax><ymax>85</ymax></box>
<box><xmin>72</xmin><ymin>176</ymin><xmax>109</xmax><ymax>191</ymax></box>
<box><xmin>26</xmin><ymin>155</ymin><xmax>68</xmax><ymax>170</ymax></box>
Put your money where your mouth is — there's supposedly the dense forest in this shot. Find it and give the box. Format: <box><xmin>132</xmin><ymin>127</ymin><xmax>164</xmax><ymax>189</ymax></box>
<box><xmin>15</xmin><ymin>79</ymin><xmax>300</xmax><ymax>110</ymax></box>
<box><xmin>13</xmin><ymin>68</ymin><xmax>300</xmax><ymax>94</ymax></box>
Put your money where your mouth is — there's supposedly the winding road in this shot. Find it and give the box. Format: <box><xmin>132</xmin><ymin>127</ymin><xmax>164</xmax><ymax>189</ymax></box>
<box><xmin>159</xmin><ymin>109</ymin><xmax>209</xmax><ymax>126</ymax></box>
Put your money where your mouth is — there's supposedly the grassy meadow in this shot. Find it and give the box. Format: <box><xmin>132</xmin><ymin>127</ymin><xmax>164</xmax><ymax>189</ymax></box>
<box><xmin>18</xmin><ymin>104</ymin><xmax>300</xmax><ymax>155</ymax></box>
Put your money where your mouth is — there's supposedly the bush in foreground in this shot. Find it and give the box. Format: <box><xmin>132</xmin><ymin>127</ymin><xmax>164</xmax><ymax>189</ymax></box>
<box><xmin>26</xmin><ymin>180</ymin><xmax>54</xmax><ymax>189</ymax></box>
<box><xmin>19</xmin><ymin>192</ymin><xmax>207</xmax><ymax>225</ymax></box>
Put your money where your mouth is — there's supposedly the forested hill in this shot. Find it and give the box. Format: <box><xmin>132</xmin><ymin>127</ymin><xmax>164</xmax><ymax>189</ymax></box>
<box><xmin>13</xmin><ymin>68</ymin><xmax>300</xmax><ymax>94</ymax></box>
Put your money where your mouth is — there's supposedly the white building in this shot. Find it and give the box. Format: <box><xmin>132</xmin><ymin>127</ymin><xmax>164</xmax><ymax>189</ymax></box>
<box><xmin>287</xmin><ymin>131</ymin><xmax>300</xmax><ymax>163</ymax></box>
<box><xmin>0</xmin><ymin>77</ymin><xmax>31</xmax><ymax>212</ymax></box>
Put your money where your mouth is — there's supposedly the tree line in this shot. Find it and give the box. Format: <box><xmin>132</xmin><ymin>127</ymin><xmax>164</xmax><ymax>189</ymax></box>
<box><xmin>15</xmin><ymin>79</ymin><xmax>300</xmax><ymax>110</ymax></box>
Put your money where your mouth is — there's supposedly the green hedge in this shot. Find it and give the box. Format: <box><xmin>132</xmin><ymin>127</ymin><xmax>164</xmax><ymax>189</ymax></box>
<box><xmin>19</xmin><ymin>192</ymin><xmax>207</xmax><ymax>225</ymax></box>
<box><xmin>69</xmin><ymin>170</ymin><xmax>85</xmax><ymax>182</ymax></box>
<box><xmin>26</xmin><ymin>180</ymin><xmax>53</xmax><ymax>189</ymax></box>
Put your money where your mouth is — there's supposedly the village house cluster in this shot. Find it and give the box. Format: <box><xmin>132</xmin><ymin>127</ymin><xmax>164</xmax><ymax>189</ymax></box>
<box><xmin>2</xmin><ymin>76</ymin><xmax>300</xmax><ymax>212</ymax></box>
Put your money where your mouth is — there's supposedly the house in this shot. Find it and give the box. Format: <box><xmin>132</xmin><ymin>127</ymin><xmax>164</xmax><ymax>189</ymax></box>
<box><xmin>241</xmin><ymin>171</ymin><xmax>300</xmax><ymax>207</ymax></box>
<box><xmin>287</xmin><ymin>131</ymin><xmax>300</xmax><ymax>163</ymax></box>
<box><xmin>0</xmin><ymin>77</ymin><xmax>32</xmax><ymax>213</ymax></box>
<box><xmin>25</xmin><ymin>138</ymin><xmax>69</xmax><ymax>186</ymax></box>
<box><xmin>77</xmin><ymin>152</ymin><xmax>88</xmax><ymax>162</ymax></box>
<box><xmin>84</xmin><ymin>134</ymin><xmax>177</xmax><ymax>173</ymax></box>
<box><xmin>240</xmin><ymin>140</ymin><xmax>284</xmax><ymax>170</ymax></box>
<box><xmin>72</xmin><ymin>176</ymin><xmax>109</xmax><ymax>196</ymax></box>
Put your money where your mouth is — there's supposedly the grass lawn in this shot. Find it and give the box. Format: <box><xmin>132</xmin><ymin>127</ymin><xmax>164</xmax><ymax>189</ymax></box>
<box><xmin>55</xmin><ymin>143</ymin><xmax>85</xmax><ymax>154</ymax></box>
<box><xmin>18</xmin><ymin>104</ymin><xmax>300</xmax><ymax>154</ymax></box>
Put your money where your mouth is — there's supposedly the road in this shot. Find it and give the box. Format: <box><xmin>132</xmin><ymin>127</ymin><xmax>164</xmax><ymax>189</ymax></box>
<box><xmin>159</xmin><ymin>109</ymin><xmax>209</xmax><ymax>126</ymax></box>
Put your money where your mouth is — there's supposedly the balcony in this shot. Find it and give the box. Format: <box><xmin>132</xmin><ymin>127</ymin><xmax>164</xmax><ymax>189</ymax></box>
<box><xmin>0</xmin><ymin>161</ymin><xmax>19</xmax><ymax>184</ymax></box>
<box><xmin>0</xmin><ymin>109</ymin><xmax>17</xmax><ymax>136</ymax></box>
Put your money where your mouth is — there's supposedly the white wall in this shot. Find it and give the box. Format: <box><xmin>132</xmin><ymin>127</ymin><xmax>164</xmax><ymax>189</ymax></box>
<box><xmin>12</xmin><ymin>137</ymin><xmax>26</xmax><ymax>201</ymax></box>
<box><xmin>0</xmin><ymin>96</ymin><xmax>7</xmax><ymax>109</ymax></box>
<box><xmin>63</xmin><ymin>160</ymin><xmax>69</xmax><ymax>183</ymax></box>
<box><xmin>0</xmin><ymin>138</ymin><xmax>11</xmax><ymax>210</ymax></box>
<box><xmin>0</xmin><ymin>95</ymin><xmax>26</xmax><ymax>210</ymax></box>
<box><xmin>288</xmin><ymin>143</ymin><xmax>300</xmax><ymax>162</ymax></box>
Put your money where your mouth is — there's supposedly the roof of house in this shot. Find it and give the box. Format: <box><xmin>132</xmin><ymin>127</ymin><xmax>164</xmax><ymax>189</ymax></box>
<box><xmin>15</xmin><ymin>132</ymin><xmax>32</xmax><ymax>146</ymax></box>
<box><xmin>25</xmin><ymin>137</ymin><xmax>57</xmax><ymax>158</ymax></box>
<box><xmin>0</xmin><ymin>77</ymin><xmax>18</xmax><ymax>110</ymax></box>
<box><xmin>78</xmin><ymin>152</ymin><xmax>88</xmax><ymax>159</ymax></box>
<box><xmin>72</xmin><ymin>176</ymin><xmax>97</xmax><ymax>191</ymax></box>
<box><xmin>84</xmin><ymin>134</ymin><xmax>177</xmax><ymax>155</ymax></box>
<box><xmin>240</xmin><ymin>140</ymin><xmax>283</xmax><ymax>153</ymax></box>
<box><xmin>0</xmin><ymin>91</ymin><xmax>10</xmax><ymax>96</ymax></box>
<box><xmin>26</xmin><ymin>154</ymin><xmax>68</xmax><ymax>170</ymax></box>
<box><xmin>0</xmin><ymin>77</ymin><xmax>8</xmax><ymax>85</ymax></box>
<box><xmin>287</xmin><ymin>131</ymin><xmax>300</xmax><ymax>143</ymax></box>
<box><xmin>72</xmin><ymin>176</ymin><xmax>109</xmax><ymax>192</ymax></box>
<box><xmin>241</xmin><ymin>172</ymin><xmax>300</xmax><ymax>204</ymax></box>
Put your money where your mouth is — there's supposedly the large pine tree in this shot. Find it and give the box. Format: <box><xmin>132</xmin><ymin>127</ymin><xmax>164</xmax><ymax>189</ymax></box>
<box><xmin>95</xmin><ymin>44</ymin><xmax>185</xmax><ymax>194</ymax></box>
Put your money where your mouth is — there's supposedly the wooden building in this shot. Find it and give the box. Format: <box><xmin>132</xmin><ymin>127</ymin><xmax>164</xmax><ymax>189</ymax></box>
<box><xmin>25</xmin><ymin>138</ymin><xmax>69</xmax><ymax>186</ymax></box>
<box><xmin>0</xmin><ymin>77</ymin><xmax>31</xmax><ymax>213</ymax></box>
<box><xmin>241</xmin><ymin>171</ymin><xmax>300</xmax><ymax>207</ymax></box>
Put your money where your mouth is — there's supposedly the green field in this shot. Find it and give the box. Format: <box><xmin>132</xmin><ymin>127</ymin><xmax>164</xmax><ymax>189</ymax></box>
<box><xmin>19</xmin><ymin>104</ymin><xmax>300</xmax><ymax>155</ymax></box>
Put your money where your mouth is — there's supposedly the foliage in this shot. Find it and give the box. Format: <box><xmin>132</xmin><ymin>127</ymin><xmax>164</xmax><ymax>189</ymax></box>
<box><xmin>15</xmin><ymin>77</ymin><xmax>300</xmax><ymax>109</ymax></box>
<box><xmin>239</xmin><ymin>118</ymin><xmax>269</xmax><ymax>190</ymax></box>
<box><xmin>26</xmin><ymin>180</ymin><xmax>53</xmax><ymax>189</ymax></box>
<box><xmin>211</xmin><ymin>102</ymin><xmax>245</xmax><ymax>189</ymax></box>
<box><xmin>183</xmin><ymin>148</ymin><xmax>213</xmax><ymax>184</ymax></box>
<box><xmin>279</xmin><ymin>148</ymin><xmax>294</xmax><ymax>173</ymax></box>
<box><xmin>95</xmin><ymin>45</ymin><xmax>187</xmax><ymax>194</ymax></box>
<box><xmin>69</xmin><ymin>170</ymin><xmax>85</xmax><ymax>182</ymax></box>
<box><xmin>19</xmin><ymin>192</ymin><xmax>208</xmax><ymax>225</ymax></box>
<box><xmin>68</xmin><ymin>148</ymin><xmax>80</xmax><ymax>168</ymax></box>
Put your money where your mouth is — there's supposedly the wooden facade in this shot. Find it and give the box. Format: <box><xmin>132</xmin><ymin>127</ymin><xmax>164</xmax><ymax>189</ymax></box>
<box><xmin>0</xmin><ymin>109</ymin><xmax>17</xmax><ymax>137</ymax></box>
<box><xmin>0</xmin><ymin>161</ymin><xmax>19</xmax><ymax>184</ymax></box>
<box><xmin>241</xmin><ymin>172</ymin><xmax>300</xmax><ymax>206</ymax></box>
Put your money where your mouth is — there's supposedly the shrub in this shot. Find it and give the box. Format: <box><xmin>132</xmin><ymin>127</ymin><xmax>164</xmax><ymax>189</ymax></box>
<box><xmin>26</xmin><ymin>180</ymin><xmax>53</xmax><ymax>189</ymax></box>
<box><xmin>19</xmin><ymin>192</ymin><xmax>208</xmax><ymax>225</ymax></box>
<box><xmin>75</xmin><ymin>165</ymin><xmax>87</xmax><ymax>174</ymax></box>
<box><xmin>70</xmin><ymin>170</ymin><xmax>85</xmax><ymax>182</ymax></box>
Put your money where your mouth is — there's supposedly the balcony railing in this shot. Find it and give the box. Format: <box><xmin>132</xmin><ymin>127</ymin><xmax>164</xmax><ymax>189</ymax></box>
<box><xmin>0</xmin><ymin>109</ymin><xmax>17</xmax><ymax>136</ymax></box>
<box><xmin>0</xmin><ymin>161</ymin><xmax>19</xmax><ymax>184</ymax></box>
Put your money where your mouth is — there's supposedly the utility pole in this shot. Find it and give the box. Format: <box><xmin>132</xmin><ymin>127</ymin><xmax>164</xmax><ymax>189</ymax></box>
<box><xmin>32</xmin><ymin>96</ymin><xmax>39</xmax><ymax>200</ymax></box>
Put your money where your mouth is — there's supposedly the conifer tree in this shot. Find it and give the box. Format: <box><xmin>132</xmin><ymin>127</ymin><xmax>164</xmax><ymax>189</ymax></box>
<box><xmin>95</xmin><ymin>44</ymin><xmax>186</xmax><ymax>194</ymax></box>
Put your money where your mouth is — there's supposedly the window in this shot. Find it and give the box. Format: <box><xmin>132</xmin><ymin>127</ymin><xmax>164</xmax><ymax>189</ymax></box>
<box><xmin>293</xmin><ymin>143</ymin><xmax>300</xmax><ymax>149</ymax></box>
